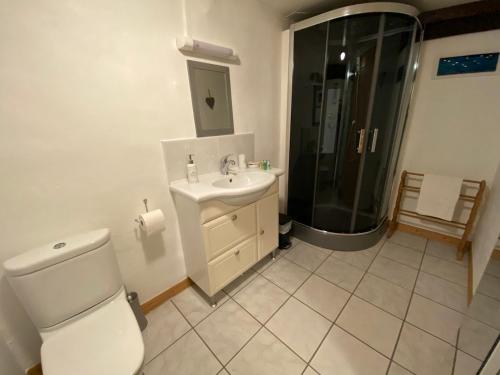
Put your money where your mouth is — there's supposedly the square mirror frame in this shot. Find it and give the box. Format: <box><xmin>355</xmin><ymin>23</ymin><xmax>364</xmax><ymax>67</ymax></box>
<box><xmin>187</xmin><ymin>60</ymin><xmax>234</xmax><ymax>137</ymax></box>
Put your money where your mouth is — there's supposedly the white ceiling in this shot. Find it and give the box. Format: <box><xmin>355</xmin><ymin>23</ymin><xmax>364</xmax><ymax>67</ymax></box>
<box><xmin>260</xmin><ymin>0</ymin><xmax>474</xmax><ymax>20</ymax></box>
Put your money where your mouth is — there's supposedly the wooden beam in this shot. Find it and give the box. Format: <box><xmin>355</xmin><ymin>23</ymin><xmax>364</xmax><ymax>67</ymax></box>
<box><xmin>419</xmin><ymin>0</ymin><xmax>500</xmax><ymax>40</ymax></box>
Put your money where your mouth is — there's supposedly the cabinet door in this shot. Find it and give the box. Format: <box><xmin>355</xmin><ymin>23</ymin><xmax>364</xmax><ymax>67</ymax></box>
<box><xmin>257</xmin><ymin>193</ymin><xmax>279</xmax><ymax>259</ymax></box>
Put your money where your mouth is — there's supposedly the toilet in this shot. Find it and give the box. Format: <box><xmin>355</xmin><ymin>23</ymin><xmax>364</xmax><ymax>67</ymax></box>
<box><xmin>3</xmin><ymin>228</ymin><xmax>145</xmax><ymax>375</ymax></box>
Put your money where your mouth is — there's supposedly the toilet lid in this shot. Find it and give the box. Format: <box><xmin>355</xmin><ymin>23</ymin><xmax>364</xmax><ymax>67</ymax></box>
<box><xmin>41</xmin><ymin>292</ymin><xmax>144</xmax><ymax>375</ymax></box>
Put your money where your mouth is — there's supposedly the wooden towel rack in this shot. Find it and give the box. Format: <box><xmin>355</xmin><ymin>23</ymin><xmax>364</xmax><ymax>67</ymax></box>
<box><xmin>387</xmin><ymin>170</ymin><xmax>486</xmax><ymax>260</ymax></box>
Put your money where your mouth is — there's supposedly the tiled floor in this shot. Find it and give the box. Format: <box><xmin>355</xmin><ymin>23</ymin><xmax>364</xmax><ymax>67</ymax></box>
<box><xmin>141</xmin><ymin>231</ymin><xmax>500</xmax><ymax>375</ymax></box>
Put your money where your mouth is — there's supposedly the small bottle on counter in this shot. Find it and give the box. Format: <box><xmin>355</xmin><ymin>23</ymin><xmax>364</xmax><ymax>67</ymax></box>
<box><xmin>186</xmin><ymin>154</ymin><xmax>199</xmax><ymax>183</ymax></box>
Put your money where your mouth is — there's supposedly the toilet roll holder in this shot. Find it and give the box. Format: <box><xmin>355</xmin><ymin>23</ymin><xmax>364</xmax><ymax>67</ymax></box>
<box><xmin>134</xmin><ymin>199</ymin><xmax>149</xmax><ymax>224</ymax></box>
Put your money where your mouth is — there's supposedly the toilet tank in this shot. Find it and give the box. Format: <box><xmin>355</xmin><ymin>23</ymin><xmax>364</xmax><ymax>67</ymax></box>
<box><xmin>3</xmin><ymin>229</ymin><xmax>122</xmax><ymax>330</ymax></box>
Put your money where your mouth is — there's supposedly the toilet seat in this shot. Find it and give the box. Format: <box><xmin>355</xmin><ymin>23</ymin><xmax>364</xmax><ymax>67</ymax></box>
<box><xmin>41</xmin><ymin>289</ymin><xmax>144</xmax><ymax>375</ymax></box>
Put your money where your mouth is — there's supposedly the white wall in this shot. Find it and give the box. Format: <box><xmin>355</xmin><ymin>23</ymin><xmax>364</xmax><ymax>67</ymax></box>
<box><xmin>0</xmin><ymin>0</ymin><xmax>283</xmax><ymax>370</ymax></box>
<box><xmin>395</xmin><ymin>29</ymin><xmax>500</xmax><ymax>234</ymax></box>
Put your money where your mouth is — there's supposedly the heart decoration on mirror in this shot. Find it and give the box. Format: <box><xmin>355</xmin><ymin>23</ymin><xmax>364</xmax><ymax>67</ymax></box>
<box><xmin>205</xmin><ymin>89</ymin><xmax>215</xmax><ymax>110</ymax></box>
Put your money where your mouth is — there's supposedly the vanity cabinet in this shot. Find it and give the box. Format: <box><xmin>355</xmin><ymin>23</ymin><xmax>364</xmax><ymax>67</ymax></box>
<box><xmin>173</xmin><ymin>181</ymin><xmax>279</xmax><ymax>302</ymax></box>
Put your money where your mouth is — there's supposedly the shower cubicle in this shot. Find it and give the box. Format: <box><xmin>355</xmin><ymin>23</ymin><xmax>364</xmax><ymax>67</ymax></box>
<box><xmin>286</xmin><ymin>3</ymin><xmax>422</xmax><ymax>250</ymax></box>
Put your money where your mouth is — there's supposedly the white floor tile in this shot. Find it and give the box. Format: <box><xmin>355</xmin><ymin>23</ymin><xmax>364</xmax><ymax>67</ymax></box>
<box><xmin>414</xmin><ymin>271</ymin><xmax>468</xmax><ymax>312</ymax></box>
<box><xmin>172</xmin><ymin>287</ymin><xmax>228</xmax><ymax>326</ymax></box>
<box><xmin>406</xmin><ymin>294</ymin><xmax>463</xmax><ymax>345</ymax></box>
<box><xmin>458</xmin><ymin>317</ymin><xmax>499</xmax><ymax>361</ymax></box>
<box><xmin>226</xmin><ymin>328</ymin><xmax>306</xmax><ymax>375</ymax></box>
<box><xmin>336</xmin><ymin>296</ymin><xmax>402</xmax><ymax>357</ymax></box>
<box><xmin>303</xmin><ymin>367</ymin><xmax>319</xmax><ymax>375</ymax></box>
<box><xmin>387</xmin><ymin>362</ymin><xmax>413</xmax><ymax>375</ymax></box>
<box><xmin>379</xmin><ymin>242</ymin><xmax>423</xmax><ymax>269</ymax></box>
<box><xmin>252</xmin><ymin>254</ymin><xmax>276</xmax><ymax>273</ymax></box>
<box><xmin>330</xmin><ymin>247</ymin><xmax>376</xmax><ymax>271</ymax></box>
<box><xmin>477</xmin><ymin>273</ymin><xmax>500</xmax><ymax>301</ymax></box>
<box><xmin>284</xmin><ymin>242</ymin><xmax>330</xmax><ymax>271</ymax></box>
<box><xmin>142</xmin><ymin>300</ymin><xmax>191</xmax><ymax>363</ymax></box>
<box><xmin>454</xmin><ymin>350</ymin><xmax>482</xmax><ymax>375</ymax></box>
<box><xmin>387</xmin><ymin>231</ymin><xmax>427</xmax><ymax>252</ymax></box>
<box><xmin>294</xmin><ymin>274</ymin><xmax>350</xmax><ymax>321</ymax></box>
<box><xmin>485</xmin><ymin>259</ymin><xmax>500</xmax><ymax>277</ymax></box>
<box><xmin>315</xmin><ymin>257</ymin><xmax>364</xmax><ymax>292</ymax></box>
<box><xmin>426</xmin><ymin>240</ymin><xmax>467</xmax><ymax>266</ymax></box>
<box><xmin>421</xmin><ymin>254</ymin><xmax>467</xmax><ymax>287</ymax></box>
<box><xmin>355</xmin><ymin>273</ymin><xmax>411</xmax><ymax>319</ymax></box>
<box><xmin>311</xmin><ymin>325</ymin><xmax>389</xmax><ymax>375</ymax></box>
<box><xmin>467</xmin><ymin>293</ymin><xmax>500</xmax><ymax>330</ymax></box>
<box><xmin>266</xmin><ymin>298</ymin><xmax>331</xmax><ymax>361</ymax></box>
<box><xmin>195</xmin><ymin>300</ymin><xmax>260</xmax><ymax>364</ymax></box>
<box><xmin>394</xmin><ymin>323</ymin><xmax>455</xmax><ymax>375</ymax></box>
<box><xmin>262</xmin><ymin>258</ymin><xmax>311</xmax><ymax>294</ymax></box>
<box><xmin>368</xmin><ymin>256</ymin><xmax>418</xmax><ymax>290</ymax></box>
<box><xmin>233</xmin><ymin>275</ymin><xmax>289</xmax><ymax>323</ymax></box>
<box><xmin>223</xmin><ymin>269</ymin><xmax>258</xmax><ymax>296</ymax></box>
<box><xmin>144</xmin><ymin>330</ymin><xmax>221</xmax><ymax>375</ymax></box>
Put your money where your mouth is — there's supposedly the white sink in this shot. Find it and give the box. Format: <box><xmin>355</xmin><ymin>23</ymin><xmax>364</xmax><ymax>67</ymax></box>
<box><xmin>212</xmin><ymin>172</ymin><xmax>273</xmax><ymax>189</ymax></box>
<box><xmin>169</xmin><ymin>169</ymin><xmax>283</xmax><ymax>206</ymax></box>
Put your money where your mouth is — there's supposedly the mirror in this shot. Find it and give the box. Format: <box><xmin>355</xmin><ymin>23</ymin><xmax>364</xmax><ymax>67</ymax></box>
<box><xmin>187</xmin><ymin>60</ymin><xmax>234</xmax><ymax>137</ymax></box>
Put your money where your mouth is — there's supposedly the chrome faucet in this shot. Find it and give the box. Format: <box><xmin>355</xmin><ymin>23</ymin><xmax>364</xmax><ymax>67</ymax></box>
<box><xmin>220</xmin><ymin>154</ymin><xmax>236</xmax><ymax>175</ymax></box>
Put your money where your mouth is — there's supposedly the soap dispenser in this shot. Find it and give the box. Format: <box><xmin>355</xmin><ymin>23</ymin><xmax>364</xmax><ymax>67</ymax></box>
<box><xmin>186</xmin><ymin>154</ymin><xmax>199</xmax><ymax>183</ymax></box>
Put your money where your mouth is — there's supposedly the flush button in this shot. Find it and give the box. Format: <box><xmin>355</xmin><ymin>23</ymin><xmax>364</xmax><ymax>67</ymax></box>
<box><xmin>53</xmin><ymin>242</ymin><xmax>66</xmax><ymax>249</ymax></box>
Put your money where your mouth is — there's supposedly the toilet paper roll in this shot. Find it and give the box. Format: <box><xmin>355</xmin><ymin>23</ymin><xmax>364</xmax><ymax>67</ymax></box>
<box><xmin>139</xmin><ymin>209</ymin><xmax>165</xmax><ymax>236</ymax></box>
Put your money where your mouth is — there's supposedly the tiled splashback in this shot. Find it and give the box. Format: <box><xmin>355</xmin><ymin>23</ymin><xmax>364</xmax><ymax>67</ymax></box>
<box><xmin>161</xmin><ymin>133</ymin><xmax>255</xmax><ymax>182</ymax></box>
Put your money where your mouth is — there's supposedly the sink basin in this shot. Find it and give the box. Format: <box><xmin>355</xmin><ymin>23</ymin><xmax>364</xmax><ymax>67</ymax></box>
<box><xmin>212</xmin><ymin>172</ymin><xmax>273</xmax><ymax>189</ymax></box>
<box><xmin>169</xmin><ymin>168</ymin><xmax>283</xmax><ymax>206</ymax></box>
<box><xmin>211</xmin><ymin>172</ymin><xmax>275</xmax><ymax>205</ymax></box>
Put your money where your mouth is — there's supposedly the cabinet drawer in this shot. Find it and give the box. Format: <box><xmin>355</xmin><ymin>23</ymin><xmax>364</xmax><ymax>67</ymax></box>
<box><xmin>200</xmin><ymin>181</ymin><xmax>278</xmax><ymax>223</ymax></box>
<box><xmin>203</xmin><ymin>203</ymin><xmax>256</xmax><ymax>260</ymax></box>
<box><xmin>208</xmin><ymin>236</ymin><xmax>257</xmax><ymax>293</ymax></box>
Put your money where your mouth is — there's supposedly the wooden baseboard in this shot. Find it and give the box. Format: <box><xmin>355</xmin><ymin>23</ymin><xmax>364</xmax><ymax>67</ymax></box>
<box><xmin>491</xmin><ymin>249</ymin><xmax>500</xmax><ymax>261</ymax></box>
<box><xmin>26</xmin><ymin>277</ymin><xmax>193</xmax><ymax>374</ymax></box>
<box><xmin>394</xmin><ymin>222</ymin><xmax>469</xmax><ymax>247</ymax></box>
<box><xmin>27</xmin><ymin>363</ymin><xmax>43</xmax><ymax>375</ymax></box>
<box><xmin>141</xmin><ymin>278</ymin><xmax>193</xmax><ymax>314</ymax></box>
<box><xmin>468</xmin><ymin>243</ymin><xmax>473</xmax><ymax>305</ymax></box>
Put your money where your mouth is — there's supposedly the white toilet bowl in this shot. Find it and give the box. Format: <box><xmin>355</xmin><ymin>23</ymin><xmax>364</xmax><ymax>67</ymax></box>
<box><xmin>3</xmin><ymin>229</ymin><xmax>145</xmax><ymax>375</ymax></box>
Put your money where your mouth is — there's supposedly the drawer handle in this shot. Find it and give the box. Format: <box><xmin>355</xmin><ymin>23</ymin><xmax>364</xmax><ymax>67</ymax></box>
<box><xmin>231</xmin><ymin>214</ymin><xmax>237</xmax><ymax>221</ymax></box>
<box><xmin>234</xmin><ymin>249</ymin><xmax>240</xmax><ymax>255</ymax></box>
<box><xmin>260</xmin><ymin>229</ymin><xmax>265</xmax><ymax>235</ymax></box>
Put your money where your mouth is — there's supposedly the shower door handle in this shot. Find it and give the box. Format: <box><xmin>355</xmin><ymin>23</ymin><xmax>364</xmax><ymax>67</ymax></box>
<box><xmin>370</xmin><ymin>128</ymin><xmax>379</xmax><ymax>153</ymax></box>
<box><xmin>356</xmin><ymin>129</ymin><xmax>365</xmax><ymax>154</ymax></box>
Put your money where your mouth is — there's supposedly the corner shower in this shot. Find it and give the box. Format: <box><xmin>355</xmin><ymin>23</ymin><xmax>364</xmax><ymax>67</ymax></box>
<box><xmin>286</xmin><ymin>3</ymin><xmax>422</xmax><ymax>250</ymax></box>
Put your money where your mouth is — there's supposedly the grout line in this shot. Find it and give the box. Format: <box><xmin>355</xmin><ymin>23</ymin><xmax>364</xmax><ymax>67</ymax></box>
<box><xmin>385</xmin><ymin>237</ymin><xmax>429</xmax><ymax>375</ymax></box>
<box><xmin>144</xmin><ymin>234</ymin><xmax>491</xmax><ymax>374</ymax></box>
<box><xmin>301</xmin><ymin>239</ymin><xmax>385</xmax><ymax>375</ymax></box>
<box><xmin>142</xmin><ymin>324</ymin><xmax>193</xmax><ymax>366</ymax></box>
<box><xmin>411</xmin><ymin>288</ymin><xmax>500</xmax><ymax>333</ymax></box>
<box><xmin>227</xmin><ymin>254</ymin><xmax>330</xmax><ymax>372</ymax></box>
<box><xmin>451</xmin><ymin>325</ymin><xmax>460</xmax><ymax>375</ymax></box>
<box><xmin>215</xmin><ymin>245</ymin><xmax>333</xmax><ymax>371</ymax></box>
<box><xmin>171</xmin><ymin>298</ymin><xmax>229</xmax><ymax>372</ymax></box>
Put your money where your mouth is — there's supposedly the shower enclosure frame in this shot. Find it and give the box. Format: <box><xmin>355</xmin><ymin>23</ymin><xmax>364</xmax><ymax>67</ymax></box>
<box><xmin>285</xmin><ymin>2</ymin><xmax>423</xmax><ymax>250</ymax></box>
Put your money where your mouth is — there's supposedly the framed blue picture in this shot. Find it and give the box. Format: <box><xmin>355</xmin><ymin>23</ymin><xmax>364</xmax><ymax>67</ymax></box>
<box><xmin>437</xmin><ymin>53</ymin><xmax>499</xmax><ymax>76</ymax></box>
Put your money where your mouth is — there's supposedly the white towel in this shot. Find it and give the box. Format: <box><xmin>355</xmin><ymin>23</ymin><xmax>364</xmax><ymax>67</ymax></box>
<box><xmin>416</xmin><ymin>174</ymin><xmax>463</xmax><ymax>221</ymax></box>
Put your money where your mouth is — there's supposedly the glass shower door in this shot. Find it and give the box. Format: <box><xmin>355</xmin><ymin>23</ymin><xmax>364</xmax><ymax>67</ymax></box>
<box><xmin>287</xmin><ymin>23</ymin><xmax>328</xmax><ymax>226</ymax></box>
<box><xmin>312</xmin><ymin>14</ymin><xmax>382</xmax><ymax>233</ymax></box>
<box><xmin>353</xmin><ymin>14</ymin><xmax>417</xmax><ymax>232</ymax></box>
